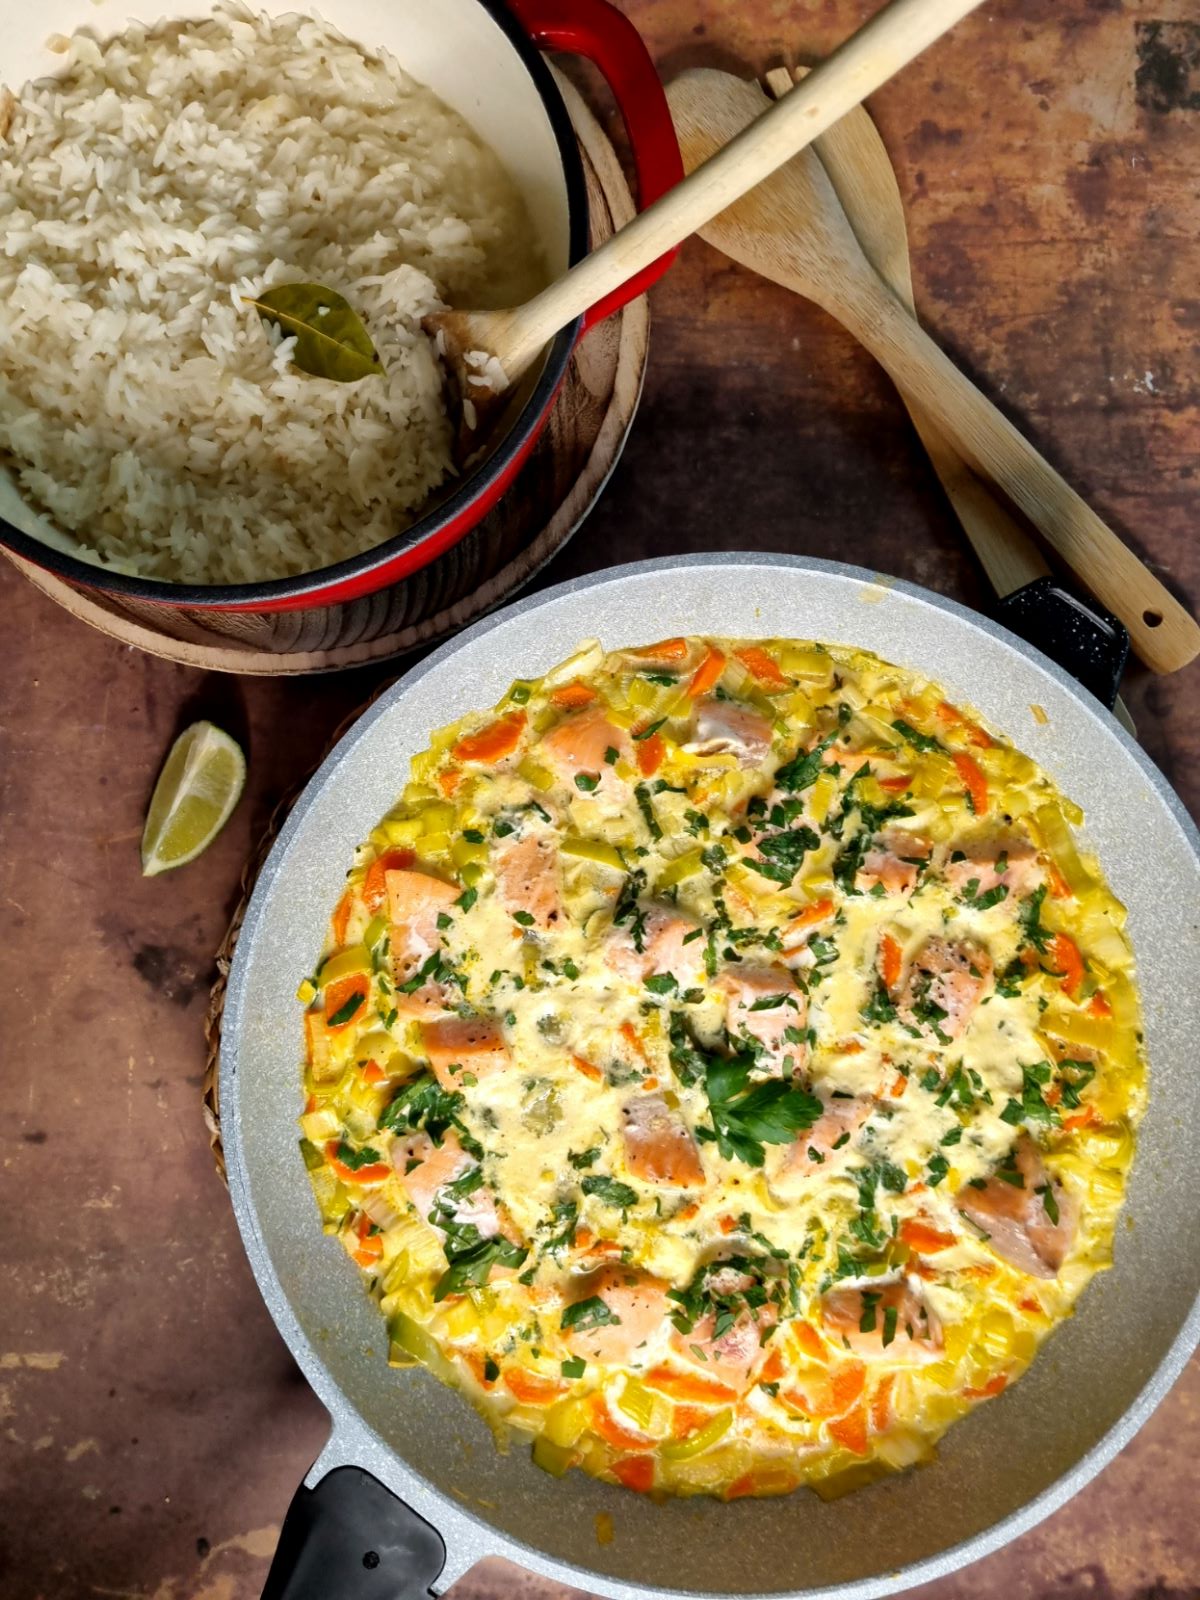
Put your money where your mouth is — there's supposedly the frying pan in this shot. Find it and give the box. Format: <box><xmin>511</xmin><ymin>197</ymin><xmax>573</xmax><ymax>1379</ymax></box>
<box><xmin>220</xmin><ymin>554</ymin><xmax>1200</xmax><ymax>1600</ymax></box>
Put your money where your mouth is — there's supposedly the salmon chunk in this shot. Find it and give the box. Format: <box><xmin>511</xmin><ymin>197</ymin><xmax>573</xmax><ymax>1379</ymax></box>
<box><xmin>956</xmin><ymin>1135</ymin><xmax>1075</xmax><ymax>1278</ymax></box>
<box><xmin>687</xmin><ymin>698</ymin><xmax>774</xmax><ymax>767</ymax></box>
<box><xmin>719</xmin><ymin>964</ymin><xmax>808</xmax><ymax>1073</ymax></box>
<box><xmin>820</xmin><ymin>1279</ymin><xmax>943</xmax><ymax>1362</ymax></box>
<box><xmin>391</xmin><ymin>1130</ymin><xmax>499</xmax><ymax>1237</ymax></box>
<box><xmin>493</xmin><ymin>828</ymin><xmax>561</xmax><ymax>930</ymax></box>
<box><xmin>856</xmin><ymin>827</ymin><xmax>931</xmax><ymax>898</ymax></box>
<box><xmin>943</xmin><ymin>832</ymin><xmax>1043</xmax><ymax>898</ymax></box>
<box><xmin>561</xmin><ymin>1266</ymin><xmax>669</xmax><ymax>1364</ymax></box>
<box><xmin>779</xmin><ymin>1094</ymin><xmax>873</xmax><ymax>1182</ymax></box>
<box><xmin>541</xmin><ymin>707</ymin><xmax>631</xmax><ymax>789</ymax></box>
<box><xmin>604</xmin><ymin>904</ymin><xmax>705</xmax><ymax>989</ymax></box>
<box><xmin>385</xmin><ymin>869</ymin><xmax>459</xmax><ymax>981</ymax></box>
<box><xmin>621</xmin><ymin>1094</ymin><xmax>705</xmax><ymax>1188</ymax></box>
<box><xmin>672</xmin><ymin>1303</ymin><xmax>776</xmax><ymax>1393</ymax></box>
<box><xmin>898</xmin><ymin>937</ymin><xmax>993</xmax><ymax>1040</ymax></box>
<box><xmin>421</xmin><ymin>1015</ymin><xmax>509</xmax><ymax>1091</ymax></box>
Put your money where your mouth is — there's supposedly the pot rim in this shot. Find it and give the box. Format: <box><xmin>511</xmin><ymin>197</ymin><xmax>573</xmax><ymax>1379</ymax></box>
<box><xmin>0</xmin><ymin>0</ymin><xmax>588</xmax><ymax>610</ymax></box>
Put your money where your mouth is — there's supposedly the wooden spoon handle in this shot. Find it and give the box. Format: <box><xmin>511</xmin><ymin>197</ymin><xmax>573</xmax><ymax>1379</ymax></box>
<box><xmin>498</xmin><ymin>0</ymin><xmax>987</xmax><ymax>374</ymax></box>
<box><xmin>836</xmin><ymin>276</ymin><xmax>1200</xmax><ymax>672</ymax></box>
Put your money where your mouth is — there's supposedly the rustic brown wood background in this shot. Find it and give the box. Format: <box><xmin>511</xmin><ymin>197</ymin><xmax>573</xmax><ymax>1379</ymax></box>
<box><xmin>2</xmin><ymin>0</ymin><xmax>1197</xmax><ymax>1596</ymax></box>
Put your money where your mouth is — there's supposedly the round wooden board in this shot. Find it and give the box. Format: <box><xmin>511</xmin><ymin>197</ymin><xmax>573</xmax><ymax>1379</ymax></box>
<box><xmin>3</xmin><ymin>71</ymin><xmax>647</xmax><ymax>676</ymax></box>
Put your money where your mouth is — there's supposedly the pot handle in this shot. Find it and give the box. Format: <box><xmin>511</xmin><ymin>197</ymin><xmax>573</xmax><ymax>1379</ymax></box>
<box><xmin>260</xmin><ymin>1464</ymin><xmax>445</xmax><ymax>1600</ymax></box>
<box><xmin>506</xmin><ymin>0</ymin><xmax>684</xmax><ymax>328</ymax></box>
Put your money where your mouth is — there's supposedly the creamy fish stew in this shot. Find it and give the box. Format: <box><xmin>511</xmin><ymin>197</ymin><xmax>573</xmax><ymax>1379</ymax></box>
<box><xmin>297</xmin><ymin>637</ymin><xmax>1144</xmax><ymax>1501</ymax></box>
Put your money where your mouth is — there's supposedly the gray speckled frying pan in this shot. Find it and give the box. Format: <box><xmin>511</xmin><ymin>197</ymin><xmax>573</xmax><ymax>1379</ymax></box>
<box><xmin>220</xmin><ymin>554</ymin><xmax>1200</xmax><ymax>1600</ymax></box>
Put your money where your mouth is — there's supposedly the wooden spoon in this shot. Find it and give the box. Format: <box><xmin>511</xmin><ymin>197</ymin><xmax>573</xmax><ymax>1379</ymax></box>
<box><xmin>764</xmin><ymin>66</ymin><xmax>1136</xmax><ymax>733</ymax></box>
<box><xmin>666</xmin><ymin>68</ymin><xmax>1199</xmax><ymax>675</ymax></box>
<box><xmin>425</xmin><ymin>0</ymin><xmax>988</xmax><ymax>440</ymax></box>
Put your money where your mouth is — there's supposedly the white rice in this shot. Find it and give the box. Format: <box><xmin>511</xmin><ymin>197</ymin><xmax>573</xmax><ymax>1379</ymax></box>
<box><xmin>0</xmin><ymin>5</ymin><xmax>545</xmax><ymax>585</ymax></box>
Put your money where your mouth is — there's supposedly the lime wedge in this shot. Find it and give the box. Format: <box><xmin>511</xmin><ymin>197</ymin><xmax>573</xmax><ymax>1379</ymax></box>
<box><xmin>141</xmin><ymin>721</ymin><xmax>246</xmax><ymax>877</ymax></box>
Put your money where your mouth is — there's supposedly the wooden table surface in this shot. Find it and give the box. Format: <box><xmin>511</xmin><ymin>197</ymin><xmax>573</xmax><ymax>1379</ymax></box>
<box><xmin>3</xmin><ymin>0</ymin><xmax>1198</xmax><ymax>1595</ymax></box>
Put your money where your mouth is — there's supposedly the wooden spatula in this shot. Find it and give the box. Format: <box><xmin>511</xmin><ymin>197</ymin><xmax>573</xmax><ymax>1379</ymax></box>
<box><xmin>666</xmin><ymin>68</ymin><xmax>1199</xmax><ymax>675</ymax></box>
<box><xmin>764</xmin><ymin>66</ymin><xmax>1135</xmax><ymax>730</ymax></box>
<box><xmin>425</xmin><ymin>0</ymin><xmax>989</xmax><ymax>439</ymax></box>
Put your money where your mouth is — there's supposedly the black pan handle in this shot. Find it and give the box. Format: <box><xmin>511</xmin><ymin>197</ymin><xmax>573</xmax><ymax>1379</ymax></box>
<box><xmin>992</xmin><ymin>576</ymin><xmax>1130</xmax><ymax>711</ymax></box>
<box><xmin>261</xmin><ymin>1465</ymin><xmax>446</xmax><ymax>1600</ymax></box>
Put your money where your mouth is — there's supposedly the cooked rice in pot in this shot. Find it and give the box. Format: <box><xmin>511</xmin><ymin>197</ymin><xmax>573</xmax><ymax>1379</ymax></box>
<box><xmin>0</xmin><ymin>5</ymin><xmax>546</xmax><ymax>585</ymax></box>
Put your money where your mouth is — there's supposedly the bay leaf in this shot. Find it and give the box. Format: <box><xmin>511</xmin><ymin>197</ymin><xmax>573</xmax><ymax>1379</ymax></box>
<box><xmin>247</xmin><ymin>282</ymin><xmax>384</xmax><ymax>382</ymax></box>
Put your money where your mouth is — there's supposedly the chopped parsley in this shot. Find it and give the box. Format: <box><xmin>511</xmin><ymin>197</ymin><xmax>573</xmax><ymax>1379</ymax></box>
<box><xmin>891</xmin><ymin>719</ymin><xmax>943</xmax><ymax>753</ymax></box>
<box><xmin>1000</xmin><ymin>1060</ymin><xmax>1057</xmax><ymax>1126</ymax></box>
<box><xmin>327</xmin><ymin>991</ymin><xmax>365</xmax><ymax>1027</ymax></box>
<box><xmin>574</xmin><ymin>772</ymin><xmax>600</xmax><ymax>793</ymax></box>
<box><xmin>634</xmin><ymin>782</ymin><xmax>662</xmax><ymax>840</ymax></box>
<box><xmin>561</xmin><ymin>1356</ymin><xmax>587</xmax><ymax>1379</ymax></box>
<box><xmin>332</xmin><ymin>1140</ymin><xmax>382</xmax><ymax>1171</ymax></box>
<box><xmin>561</xmin><ymin>1295</ymin><xmax>620</xmax><ymax>1332</ymax></box>
<box><xmin>773</xmin><ymin>705</ymin><xmax>849</xmax><ymax>793</ymax></box>
<box><xmin>695</xmin><ymin>1040</ymin><xmax>821</xmax><ymax>1167</ymax></box>
<box><xmin>1019</xmin><ymin>884</ymin><xmax>1052</xmax><ymax>953</ymax></box>
<box><xmin>582</xmin><ymin>1174</ymin><xmax>639</xmax><ymax>1212</ymax></box>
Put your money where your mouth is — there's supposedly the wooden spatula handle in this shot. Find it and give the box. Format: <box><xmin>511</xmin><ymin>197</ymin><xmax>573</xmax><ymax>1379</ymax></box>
<box><xmin>499</xmin><ymin>0</ymin><xmax>987</xmax><ymax>374</ymax></box>
<box><xmin>838</xmin><ymin>277</ymin><xmax>1200</xmax><ymax>672</ymax></box>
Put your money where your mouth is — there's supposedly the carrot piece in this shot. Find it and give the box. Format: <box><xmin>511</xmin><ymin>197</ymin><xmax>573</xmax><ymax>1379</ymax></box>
<box><xmin>963</xmin><ymin>1374</ymin><xmax>1008</xmax><ymax>1400</ymax></box>
<box><xmin>718</xmin><ymin>1214</ymin><xmax>738</xmax><ymax>1234</ymax></box>
<box><xmin>360</xmin><ymin>1058</ymin><xmax>386</xmax><ymax>1085</ymax></box>
<box><xmin>437</xmin><ymin>767</ymin><xmax>463</xmax><ymax>798</ymax></box>
<box><xmin>828</xmin><ymin>1403</ymin><xmax>870</xmax><ymax>1456</ymax></box>
<box><xmin>724</xmin><ymin>1471</ymin><xmax>759</xmax><ymax>1501</ymax></box>
<box><xmin>571</xmin><ymin>1054</ymin><xmax>604</xmax><ymax>1082</ymax></box>
<box><xmin>452</xmin><ymin>710</ymin><xmax>527</xmax><ymax>765</ymax></box>
<box><xmin>619</xmin><ymin>1021</ymin><xmax>650</xmax><ymax>1064</ymax></box>
<box><xmin>757</xmin><ymin>1347</ymin><xmax>787</xmax><ymax>1385</ymax></box>
<box><xmin>549</xmin><ymin>681</ymin><xmax>596</xmax><ymax>710</ymax></box>
<box><xmin>1089</xmin><ymin>989</ymin><xmax>1112</xmax><ymax>1019</ymax></box>
<box><xmin>952</xmin><ymin>752</ymin><xmax>989</xmax><ymax>817</ymax></box>
<box><xmin>1047</xmin><ymin>932</ymin><xmax>1085</xmax><ymax>997</ymax></box>
<box><xmin>878</xmin><ymin>932</ymin><xmax>903</xmax><ymax>993</ymax></box>
<box><xmin>889</xmin><ymin>1074</ymin><xmax>908</xmax><ymax>1098</ymax></box>
<box><xmin>643</xmin><ymin>1365</ymin><xmax>738</xmax><ymax>1404</ymax></box>
<box><xmin>350</xmin><ymin>1237</ymin><xmax>383</xmax><ymax>1268</ymax></box>
<box><xmin>304</xmin><ymin>1093</ymin><xmax>318</xmax><ymax>1114</ymax></box>
<box><xmin>1047</xmin><ymin>861</ymin><xmax>1073</xmax><ymax>900</ymax></box>
<box><xmin>589</xmin><ymin>1399</ymin><xmax>654</xmax><ymax>1451</ymax></box>
<box><xmin>636</xmin><ymin>731</ymin><xmax>666</xmax><ymax>776</ymax></box>
<box><xmin>331</xmin><ymin>890</ymin><xmax>354</xmax><ymax>947</ymax></box>
<box><xmin>324</xmin><ymin>973</ymin><xmax>370</xmax><ymax>1031</ymax></box>
<box><xmin>675</xmin><ymin>1201</ymin><xmax>700</xmax><ymax>1222</ymax></box>
<box><xmin>503</xmin><ymin>1368</ymin><xmax>570</xmax><ymax>1406</ymax></box>
<box><xmin>324</xmin><ymin>1142</ymin><xmax>391</xmax><ymax>1185</ymax></box>
<box><xmin>792</xmin><ymin>1321</ymin><xmax>827</xmax><ymax>1363</ymax></box>
<box><xmin>626</xmin><ymin>636</ymin><xmax>689</xmax><ymax>664</ymax></box>
<box><xmin>1062</xmin><ymin>1107</ymin><xmax>1101</xmax><ymax>1132</ymax></box>
<box><xmin>672</xmin><ymin>1405</ymin><xmax>714</xmax><ymax>1441</ymax></box>
<box><xmin>612</xmin><ymin>1455</ymin><xmax>655</xmax><ymax>1493</ymax></box>
<box><xmin>871</xmin><ymin>1373</ymin><xmax>895</xmax><ymax>1433</ymax></box>
<box><xmin>937</xmin><ymin>700</ymin><xmax>992</xmax><ymax>748</ymax></box>
<box><xmin>790</xmin><ymin>897</ymin><xmax>834</xmax><ymax>931</ymax></box>
<box><xmin>363</xmin><ymin>847</ymin><xmax>416</xmax><ymax>913</ymax></box>
<box><xmin>734</xmin><ymin>645</ymin><xmax>790</xmax><ymax>691</ymax></box>
<box><xmin>1018</xmin><ymin>1295</ymin><xmax>1044</xmax><ymax>1315</ymax></box>
<box><xmin>899</xmin><ymin>1219</ymin><xmax>957</xmax><ymax>1254</ymax></box>
<box><xmin>879</xmin><ymin>774</ymin><xmax>912</xmax><ymax>793</ymax></box>
<box><xmin>687</xmin><ymin>645</ymin><xmax>727</xmax><ymax>698</ymax></box>
<box><xmin>830</xmin><ymin>1360</ymin><xmax>866</xmax><ymax>1416</ymax></box>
